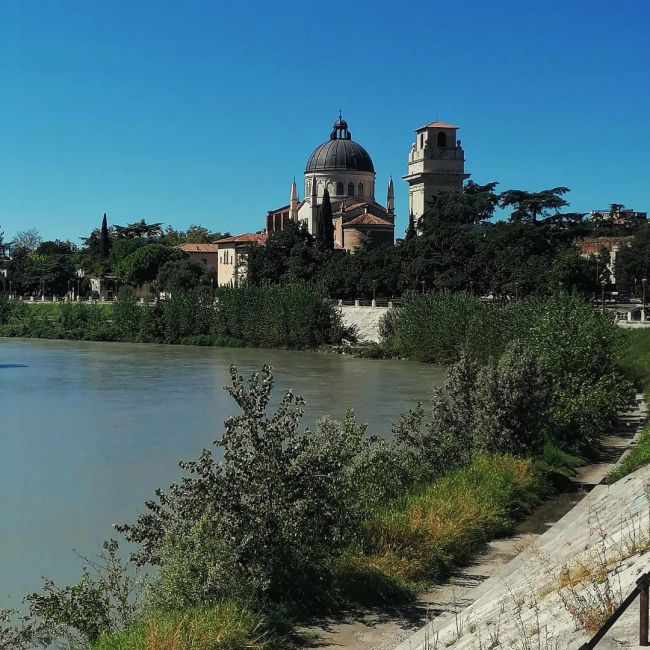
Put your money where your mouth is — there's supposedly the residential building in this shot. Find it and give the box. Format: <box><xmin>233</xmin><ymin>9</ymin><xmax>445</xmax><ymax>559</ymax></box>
<box><xmin>214</xmin><ymin>233</ymin><xmax>267</xmax><ymax>287</ymax></box>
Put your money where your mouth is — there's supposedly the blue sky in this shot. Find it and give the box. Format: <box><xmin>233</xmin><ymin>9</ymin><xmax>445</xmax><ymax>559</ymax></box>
<box><xmin>0</xmin><ymin>0</ymin><xmax>648</xmax><ymax>242</ymax></box>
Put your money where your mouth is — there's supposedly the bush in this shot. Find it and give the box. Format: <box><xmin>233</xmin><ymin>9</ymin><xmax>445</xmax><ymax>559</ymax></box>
<box><xmin>385</xmin><ymin>293</ymin><xmax>633</xmax><ymax>454</ymax></box>
<box><xmin>90</xmin><ymin>603</ymin><xmax>270</xmax><ymax>650</ymax></box>
<box><xmin>117</xmin><ymin>368</ymin><xmax>378</xmax><ymax>608</ymax></box>
<box><xmin>214</xmin><ymin>284</ymin><xmax>346</xmax><ymax>348</ymax></box>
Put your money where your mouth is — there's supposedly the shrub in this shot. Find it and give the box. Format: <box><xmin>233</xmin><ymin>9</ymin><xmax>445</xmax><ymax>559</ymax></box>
<box><xmin>117</xmin><ymin>368</ymin><xmax>378</xmax><ymax>608</ymax></box>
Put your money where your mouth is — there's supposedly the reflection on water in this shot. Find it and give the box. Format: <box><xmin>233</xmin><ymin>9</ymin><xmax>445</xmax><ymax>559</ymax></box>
<box><xmin>0</xmin><ymin>338</ymin><xmax>445</xmax><ymax>607</ymax></box>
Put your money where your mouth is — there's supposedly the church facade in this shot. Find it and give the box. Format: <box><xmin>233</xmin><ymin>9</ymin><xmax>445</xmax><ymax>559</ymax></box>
<box><xmin>265</xmin><ymin>115</ymin><xmax>469</xmax><ymax>250</ymax></box>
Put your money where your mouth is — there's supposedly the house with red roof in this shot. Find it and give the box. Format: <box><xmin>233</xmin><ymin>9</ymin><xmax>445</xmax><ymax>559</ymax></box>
<box><xmin>213</xmin><ymin>233</ymin><xmax>268</xmax><ymax>287</ymax></box>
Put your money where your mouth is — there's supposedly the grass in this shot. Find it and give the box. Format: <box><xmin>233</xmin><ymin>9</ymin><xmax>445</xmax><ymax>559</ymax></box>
<box><xmin>335</xmin><ymin>454</ymin><xmax>546</xmax><ymax>593</ymax></box>
<box><xmin>26</xmin><ymin>301</ymin><xmax>114</xmax><ymax>317</ymax></box>
<box><xmin>608</xmin><ymin>329</ymin><xmax>650</xmax><ymax>482</ymax></box>
<box><xmin>618</xmin><ymin>329</ymin><xmax>650</xmax><ymax>397</ymax></box>
<box><xmin>89</xmin><ymin>603</ymin><xmax>271</xmax><ymax>650</ymax></box>
<box><xmin>608</xmin><ymin>422</ymin><xmax>650</xmax><ymax>482</ymax></box>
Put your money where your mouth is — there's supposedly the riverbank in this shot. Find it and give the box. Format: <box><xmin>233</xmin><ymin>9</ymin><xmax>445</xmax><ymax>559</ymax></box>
<box><xmin>397</xmin><ymin>397</ymin><xmax>650</xmax><ymax>650</ymax></box>
<box><xmin>302</xmin><ymin>394</ymin><xmax>646</xmax><ymax>650</ymax></box>
<box><xmin>0</xmin><ymin>286</ymin><xmax>348</xmax><ymax>351</ymax></box>
<box><xmin>0</xmin><ymin>295</ymin><xmax>634</xmax><ymax>649</ymax></box>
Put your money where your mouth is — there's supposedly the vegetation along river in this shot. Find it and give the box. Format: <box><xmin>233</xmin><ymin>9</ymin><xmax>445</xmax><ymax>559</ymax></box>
<box><xmin>0</xmin><ymin>338</ymin><xmax>446</xmax><ymax>611</ymax></box>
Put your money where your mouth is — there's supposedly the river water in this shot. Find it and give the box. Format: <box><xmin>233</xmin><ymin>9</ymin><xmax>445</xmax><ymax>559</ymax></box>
<box><xmin>0</xmin><ymin>338</ymin><xmax>445</xmax><ymax>610</ymax></box>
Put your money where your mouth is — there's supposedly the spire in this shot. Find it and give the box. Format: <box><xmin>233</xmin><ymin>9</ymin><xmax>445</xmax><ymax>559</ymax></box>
<box><xmin>290</xmin><ymin>178</ymin><xmax>298</xmax><ymax>222</ymax></box>
<box><xmin>387</xmin><ymin>176</ymin><xmax>394</xmax><ymax>215</ymax></box>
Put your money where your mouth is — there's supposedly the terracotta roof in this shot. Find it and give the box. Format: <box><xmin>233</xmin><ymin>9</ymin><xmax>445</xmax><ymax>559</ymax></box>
<box><xmin>175</xmin><ymin>243</ymin><xmax>220</xmax><ymax>252</ymax></box>
<box><xmin>417</xmin><ymin>121</ymin><xmax>459</xmax><ymax>131</ymax></box>
<box><xmin>215</xmin><ymin>233</ymin><xmax>268</xmax><ymax>245</ymax></box>
<box><xmin>344</xmin><ymin>214</ymin><xmax>393</xmax><ymax>227</ymax></box>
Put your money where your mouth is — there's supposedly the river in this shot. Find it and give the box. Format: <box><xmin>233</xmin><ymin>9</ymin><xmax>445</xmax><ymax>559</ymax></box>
<box><xmin>0</xmin><ymin>338</ymin><xmax>445</xmax><ymax>610</ymax></box>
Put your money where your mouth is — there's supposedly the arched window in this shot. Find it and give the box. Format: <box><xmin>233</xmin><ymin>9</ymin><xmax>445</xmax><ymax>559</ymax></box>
<box><xmin>419</xmin><ymin>134</ymin><xmax>424</xmax><ymax>148</ymax></box>
<box><xmin>337</xmin><ymin>182</ymin><xmax>344</xmax><ymax>196</ymax></box>
<box><xmin>437</xmin><ymin>131</ymin><xmax>447</xmax><ymax>147</ymax></box>
<box><xmin>347</xmin><ymin>182</ymin><xmax>354</xmax><ymax>196</ymax></box>
<box><xmin>358</xmin><ymin>182</ymin><xmax>364</xmax><ymax>196</ymax></box>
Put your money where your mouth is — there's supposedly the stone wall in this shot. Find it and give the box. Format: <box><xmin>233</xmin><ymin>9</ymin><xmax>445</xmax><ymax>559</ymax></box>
<box><xmin>339</xmin><ymin>304</ymin><xmax>391</xmax><ymax>343</ymax></box>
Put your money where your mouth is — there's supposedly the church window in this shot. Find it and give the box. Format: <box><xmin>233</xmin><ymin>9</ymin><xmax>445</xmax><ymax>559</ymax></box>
<box><xmin>358</xmin><ymin>182</ymin><xmax>364</xmax><ymax>196</ymax></box>
<box><xmin>437</xmin><ymin>131</ymin><xmax>447</xmax><ymax>147</ymax></box>
<box><xmin>347</xmin><ymin>182</ymin><xmax>354</xmax><ymax>196</ymax></box>
<box><xmin>337</xmin><ymin>182</ymin><xmax>344</xmax><ymax>195</ymax></box>
<box><xmin>419</xmin><ymin>134</ymin><xmax>424</xmax><ymax>147</ymax></box>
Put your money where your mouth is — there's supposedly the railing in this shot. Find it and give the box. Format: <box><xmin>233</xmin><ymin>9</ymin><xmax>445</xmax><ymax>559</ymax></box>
<box><xmin>579</xmin><ymin>571</ymin><xmax>650</xmax><ymax>649</ymax></box>
<box><xmin>333</xmin><ymin>298</ymin><xmax>401</xmax><ymax>308</ymax></box>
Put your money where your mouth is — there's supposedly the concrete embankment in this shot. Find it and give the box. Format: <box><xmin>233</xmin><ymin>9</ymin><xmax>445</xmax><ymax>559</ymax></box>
<box><xmin>339</xmin><ymin>305</ymin><xmax>389</xmax><ymax>343</ymax></box>
<box><xmin>397</xmin><ymin>396</ymin><xmax>649</xmax><ymax>650</ymax></box>
<box><xmin>303</xmin><ymin>396</ymin><xmax>647</xmax><ymax>650</ymax></box>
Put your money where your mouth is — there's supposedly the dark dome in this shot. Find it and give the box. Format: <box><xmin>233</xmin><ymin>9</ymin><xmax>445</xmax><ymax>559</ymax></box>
<box><xmin>305</xmin><ymin>139</ymin><xmax>375</xmax><ymax>173</ymax></box>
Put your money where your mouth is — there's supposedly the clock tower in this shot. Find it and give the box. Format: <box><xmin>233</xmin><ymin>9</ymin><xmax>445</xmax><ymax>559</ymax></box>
<box><xmin>403</xmin><ymin>121</ymin><xmax>470</xmax><ymax>224</ymax></box>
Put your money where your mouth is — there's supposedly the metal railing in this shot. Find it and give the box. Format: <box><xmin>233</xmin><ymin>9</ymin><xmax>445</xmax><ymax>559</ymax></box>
<box><xmin>579</xmin><ymin>571</ymin><xmax>650</xmax><ymax>649</ymax></box>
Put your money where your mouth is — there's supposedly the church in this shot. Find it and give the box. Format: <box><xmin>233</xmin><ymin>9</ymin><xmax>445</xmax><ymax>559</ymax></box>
<box><xmin>265</xmin><ymin>114</ymin><xmax>468</xmax><ymax>251</ymax></box>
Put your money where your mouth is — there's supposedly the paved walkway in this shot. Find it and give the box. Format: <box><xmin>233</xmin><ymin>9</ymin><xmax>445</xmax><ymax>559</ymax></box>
<box><xmin>301</xmin><ymin>395</ymin><xmax>647</xmax><ymax>650</ymax></box>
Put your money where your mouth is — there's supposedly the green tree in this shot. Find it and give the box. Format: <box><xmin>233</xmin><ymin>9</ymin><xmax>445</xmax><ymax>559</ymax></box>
<box><xmin>157</xmin><ymin>257</ymin><xmax>210</xmax><ymax>292</ymax></box>
<box><xmin>404</xmin><ymin>213</ymin><xmax>417</xmax><ymax>240</ymax></box>
<box><xmin>116</xmin><ymin>244</ymin><xmax>185</xmax><ymax>286</ymax></box>
<box><xmin>99</xmin><ymin>214</ymin><xmax>111</xmax><ymax>260</ymax></box>
<box><xmin>315</xmin><ymin>189</ymin><xmax>334</xmax><ymax>252</ymax></box>
<box><xmin>499</xmin><ymin>187</ymin><xmax>570</xmax><ymax>224</ymax></box>
<box><xmin>615</xmin><ymin>223</ymin><xmax>650</xmax><ymax>293</ymax></box>
<box><xmin>113</xmin><ymin>219</ymin><xmax>163</xmax><ymax>240</ymax></box>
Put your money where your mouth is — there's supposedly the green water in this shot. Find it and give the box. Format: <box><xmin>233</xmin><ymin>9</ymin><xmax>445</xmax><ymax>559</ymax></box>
<box><xmin>0</xmin><ymin>338</ymin><xmax>445</xmax><ymax>609</ymax></box>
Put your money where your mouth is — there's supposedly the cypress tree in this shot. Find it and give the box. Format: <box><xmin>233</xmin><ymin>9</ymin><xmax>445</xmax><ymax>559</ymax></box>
<box><xmin>320</xmin><ymin>189</ymin><xmax>335</xmax><ymax>252</ymax></box>
<box><xmin>405</xmin><ymin>212</ymin><xmax>417</xmax><ymax>240</ymax></box>
<box><xmin>99</xmin><ymin>213</ymin><xmax>111</xmax><ymax>259</ymax></box>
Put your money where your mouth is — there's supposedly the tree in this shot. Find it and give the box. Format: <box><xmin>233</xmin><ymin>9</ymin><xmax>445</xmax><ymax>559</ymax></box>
<box><xmin>245</xmin><ymin>222</ymin><xmax>317</xmax><ymax>285</ymax></box>
<box><xmin>499</xmin><ymin>187</ymin><xmax>570</xmax><ymax>224</ymax></box>
<box><xmin>99</xmin><ymin>214</ymin><xmax>111</xmax><ymax>260</ymax></box>
<box><xmin>36</xmin><ymin>240</ymin><xmax>77</xmax><ymax>256</ymax></box>
<box><xmin>14</xmin><ymin>228</ymin><xmax>42</xmax><ymax>252</ymax></box>
<box><xmin>157</xmin><ymin>257</ymin><xmax>209</xmax><ymax>292</ymax></box>
<box><xmin>419</xmin><ymin>181</ymin><xmax>499</xmax><ymax>233</ymax></box>
<box><xmin>405</xmin><ymin>213</ymin><xmax>417</xmax><ymax>240</ymax></box>
<box><xmin>615</xmin><ymin>223</ymin><xmax>650</xmax><ymax>292</ymax></box>
<box><xmin>113</xmin><ymin>220</ymin><xmax>163</xmax><ymax>240</ymax></box>
<box><xmin>315</xmin><ymin>189</ymin><xmax>334</xmax><ymax>252</ymax></box>
<box><xmin>116</xmin><ymin>244</ymin><xmax>185</xmax><ymax>286</ymax></box>
<box><xmin>322</xmin><ymin>189</ymin><xmax>335</xmax><ymax>252</ymax></box>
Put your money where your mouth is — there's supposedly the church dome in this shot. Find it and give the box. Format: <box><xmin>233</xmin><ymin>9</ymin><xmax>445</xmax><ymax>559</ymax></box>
<box><xmin>305</xmin><ymin>116</ymin><xmax>375</xmax><ymax>173</ymax></box>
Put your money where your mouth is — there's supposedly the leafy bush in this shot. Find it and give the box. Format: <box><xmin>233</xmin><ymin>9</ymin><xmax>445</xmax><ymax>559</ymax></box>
<box><xmin>385</xmin><ymin>293</ymin><xmax>632</xmax><ymax>454</ymax></box>
<box><xmin>214</xmin><ymin>284</ymin><xmax>347</xmax><ymax>348</ymax></box>
<box><xmin>0</xmin><ymin>540</ymin><xmax>143</xmax><ymax>649</ymax></box>
<box><xmin>117</xmin><ymin>368</ymin><xmax>378</xmax><ymax>608</ymax></box>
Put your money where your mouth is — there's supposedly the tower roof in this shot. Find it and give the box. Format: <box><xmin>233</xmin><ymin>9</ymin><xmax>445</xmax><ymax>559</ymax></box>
<box><xmin>305</xmin><ymin>115</ymin><xmax>375</xmax><ymax>173</ymax></box>
<box><xmin>416</xmin><ymin>121</ymin><xmax>459</xmax><ymax>131</ymax></box>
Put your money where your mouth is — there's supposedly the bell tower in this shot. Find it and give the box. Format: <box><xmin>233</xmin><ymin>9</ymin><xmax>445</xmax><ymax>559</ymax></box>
<box><xmin>403</xmin><ymin>121</ymin><xmax>470</xmax><ymax>224</ymax></box>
